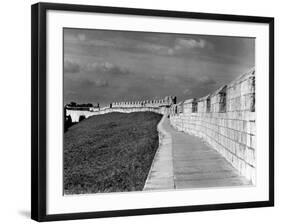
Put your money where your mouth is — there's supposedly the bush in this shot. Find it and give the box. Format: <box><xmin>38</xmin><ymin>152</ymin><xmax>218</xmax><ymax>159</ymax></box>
<box><xmin>78</xmin><ymin>115</ymin><xmax>86</xmax><ymax>122</ymax></box>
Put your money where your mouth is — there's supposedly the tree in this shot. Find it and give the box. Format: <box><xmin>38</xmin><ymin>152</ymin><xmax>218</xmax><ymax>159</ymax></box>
<box><xmin>69</xmin><ymin>102</ymin><xmax>77</xmax><ymax>107</ymax></box>
<box><xmin>79</xmin><ymin>115</ymin><xmax>86</xmax><ymax>122</ymax></box>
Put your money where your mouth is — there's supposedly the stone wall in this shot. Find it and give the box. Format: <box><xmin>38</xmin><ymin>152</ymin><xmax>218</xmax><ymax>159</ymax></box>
<box><xmin>111</xmin><ymin>96</ymin><xmax>176</xmax><ymax>108</ymax></box>
<box><xmin>169</xmin><ymin>68</ymin><xmax>256</xmax><ymax>184</ymax></box>
<box><xmin>66</xmin><ymin>96</ymin><xmax>175</xmax><ymax>122</ymax></box>
<box><xmin>66</xmin><ymin>106</ymin><xmax>167</xmax><ymax>122</ymax></box>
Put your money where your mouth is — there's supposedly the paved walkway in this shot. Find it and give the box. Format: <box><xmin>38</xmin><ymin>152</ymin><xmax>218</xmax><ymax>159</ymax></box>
<box><xmin>144</xmin><ymin>116</ymin><xmax>251</xmax><ymax>190</ymax></box>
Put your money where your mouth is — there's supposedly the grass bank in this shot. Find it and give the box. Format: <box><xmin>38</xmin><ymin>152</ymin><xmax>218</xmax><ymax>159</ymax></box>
<box><xmin>64</xmin><ymin>112</ymin><xmax>162</xmax><ymax>194</ymax></box>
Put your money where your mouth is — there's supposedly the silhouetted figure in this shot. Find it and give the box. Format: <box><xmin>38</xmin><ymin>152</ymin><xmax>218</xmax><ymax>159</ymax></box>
<box><xmin>172</xmin><ymin>96</ymin><xmax>177</xmax><ymax>104</ymax></box>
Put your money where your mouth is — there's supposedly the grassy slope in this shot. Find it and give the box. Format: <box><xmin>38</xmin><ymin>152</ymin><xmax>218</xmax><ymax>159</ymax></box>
<box><xmin>64</xmin><ymin>112</ymin><xmax>162</xmax><ymax>194</ymax></box>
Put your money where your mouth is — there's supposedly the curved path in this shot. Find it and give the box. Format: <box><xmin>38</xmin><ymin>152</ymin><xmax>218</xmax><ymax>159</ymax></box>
<box><xmin>144</xmin><ymin>116</ymin><xmax>251</xmax><ymax>190</ymax></box>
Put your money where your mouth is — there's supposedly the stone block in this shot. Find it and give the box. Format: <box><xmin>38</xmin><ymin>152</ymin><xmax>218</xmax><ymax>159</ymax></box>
<box><xmin>229</xmin><ymin>139</ymin><xmax>236</xmax><ymax>154</ymax></box>
<box><xmin>231</xmin><ymin>155</ymin><xmax>239</xmax><ymax>170</ymax></box>
<box><xmin>233</xmin><ymin>131</ymin><xmax>238</xmax><ymax>142</ymax></box>
<box><xmin>251</xmin><ymin>135</ymin><xmax>256</xmax><ymax>149</ymax></box>
<box><xmin>237</xmin><ymin>158</ymin><xmax>246</xmax><ymax>175</ymax></box>
<box><xmin>246</xmin><ymin>134</ymin><xmax>251</xmax><ymax>148</ymax></box>
<box><xmin>249</xmin><ymin>121</ymin><xmax>256</xmax><ymax>134</ymax></box>
<box><xmin>245</xmin><ymin>147</ymin><xmax>255</xmax><ymax>166</ymax></box>
<box><xmin>241</xmin><ymin>133</ymin><xmax>247</xmax><ymax>145</ymax></box>
<box><xmin>245</xmin><ymin>164</ymin><xmax>255</xmax><ymax>184</ymax></box>
<box><xmin>236</xmin><ymin>143</ymin><xmax>246</xmax><ymax>159</ymax></box>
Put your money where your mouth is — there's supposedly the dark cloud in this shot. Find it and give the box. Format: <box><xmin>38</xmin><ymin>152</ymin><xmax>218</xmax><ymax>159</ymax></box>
<box><xmin>80</xmin><ymin>79</ymin><xmax>109</xmax><ymax>88</ymax></box>
<box><xmin>183</xmin><ymin>88</ymin><xmax>192</xmax><ymax>95</ymax></box>
<box><xmin>64</xmin><ymin>28</ymin><xmax>254</xmax><ymax>105</ymax></box>
<box><xmin>64</xmin><ymin>58</ymin><xmax>131</xmax><ymax>77</ymax></box>
<box><xmin>136</xmin><ymin>38</ymin><xmax>212</xmax><ymax>56</ymax></box>
<box><xmin>197</xmin><ymin>76</ymin><xmax>217</xmax><ymax>86</ymax></box>
<box><xmin>64</xmin><ymin>29</ymin><xmax>214</xmax><ymax>57</ymax></box>
<box><xmin>85</xmin><ymin>61</ymin><xmax>130</xmax><ymax>76</ymax></box>
<box><xmin>93</xmin><ymin>79</ymin><xmax>109</xmax><ymax>87</ymax></box>
<box><xmin>189</xmin><ymin>77</ymin><xmax>218</xmax><ymax>98</ymax></box>
<box><xmin>118</xmin><ymin>37</ymin><xmax>212</xmax><ymax>57</ymax></box>
<box><xmin>64</xmin><ymin>60</ymin><xmax>81</xmax><ymax>73</ymax></box>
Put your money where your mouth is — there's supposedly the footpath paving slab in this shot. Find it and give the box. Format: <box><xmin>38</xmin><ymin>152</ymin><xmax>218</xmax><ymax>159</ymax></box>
<box><xmin>143</xmin><ymin>115</ymin><xmax>174</xmax><ymax>190</ymax></box>
<box><xmin>165</xmin><ymin>120</ymin><xmax>252</xmax><ymax>189</ymax></box>
<box><xmin>144</xmin><ymin>116</ymin><xmax>252</xmax><ymax>191</ymax></box>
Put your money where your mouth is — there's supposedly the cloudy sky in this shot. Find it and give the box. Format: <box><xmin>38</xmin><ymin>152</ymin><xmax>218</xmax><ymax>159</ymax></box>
<box><xmin>64</xmin><ymin>28</ymin><xmax>254</xmax><ymax>106</ymax></box>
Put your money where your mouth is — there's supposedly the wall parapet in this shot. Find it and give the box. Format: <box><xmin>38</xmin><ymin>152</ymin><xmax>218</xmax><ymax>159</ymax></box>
<box><xmin>111</xmin><ymin>96</ymin><xmax>176</xmax><ymax>108</ymax></box>
<box><xmin>66</xmin><ymin>106</ymin><xmax>167</xmax><ymax>123</ymax></box>
<box><xmin>65</xmin><ymin>95</ymin><xmax>176</xmax><ymax>122</ymax></box>
<box><xmin>169</xmin><ymin>68</ymin><xmax>256</xmax><ymax>184</ymax></box>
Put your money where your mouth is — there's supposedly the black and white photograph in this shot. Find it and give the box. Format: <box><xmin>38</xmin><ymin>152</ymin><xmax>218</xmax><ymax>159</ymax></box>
<box><xmin>63</xmin><ymin>28</ymin><xmax>256</xmax><ymax>195</ymax></box>
<box><xmin>30</xmin><ymin>2</ymin><xmax>274</xmax><ymax>222</ymax></box>
<box><xmin>0</xmin><ymin>0</ymin><xmax>278</xmax><ymax>223</ymax></box>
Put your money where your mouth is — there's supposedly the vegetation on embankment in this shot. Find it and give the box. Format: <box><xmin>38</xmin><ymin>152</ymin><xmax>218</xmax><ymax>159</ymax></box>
<box><xmin>64</xmin><ymin>112</ymin><xmax>162</xmax><ymax>194</ymax></box>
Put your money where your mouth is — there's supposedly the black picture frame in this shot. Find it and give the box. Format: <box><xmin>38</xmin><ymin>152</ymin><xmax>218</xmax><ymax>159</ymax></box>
<box><xmin>31</xmin><ymin>2</ymin><xmax>274</xmax><ymax>222</ymax></box>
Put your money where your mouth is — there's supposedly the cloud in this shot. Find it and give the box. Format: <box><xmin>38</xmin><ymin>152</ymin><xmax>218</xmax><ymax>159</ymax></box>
<box><xmin>77</xmin><ymin>33</ymin><xmax>86</xmax><ymax>41</ymax></box>
<box><xmin>86</xmin><ymin>61</ymin><xmax>130</xmax><ymax>76</ymax></box>
<box><xmin>135</xmin><ymin>38</ymin><xmax>210</xmax><ymax>56</ymax></box>
<box><xmin>64</xmin><ymin>58</ymin><xmax>131</xmax><ymax>76</ymax></box>
<box><xmin>137</xmin><ymin>43</ymin><xmax>172</xmax><ymax>55</ymax></box>
<box><xmin>175</xmin><ymin>38</ymin><xmax>207</xmax><ymax>50</ymax></box>
<box><xmin>80</xmin><ymin>79</ymin><xmax>109</xmax><ymax>88</ymax></box>
<box><xmin>64</xmin><ymin>28</ymin><xmax>254</xmax><ymax>105</ymax></box>
<box><xmin>76</xmin><ymin>32</ymin><xmax>116</xmax><ymax>48</ymax></box>
<box><xmin>197</xmin><ymin>76</ymin><xmax>217</xmax><ymax>86</ymax></box>
<box><xmin>87</xmin><ymin>39</ymin><xmax>116</xmax><ymax>47</ymax></box>
<box><xmin>64</xmin><ymin>31</ymin><xmax>116</xmax><ymax>48</ymax></box>
<box><xmin>186</xmin><ymin>76</ymin><xmax>217</xmax><ymax>98</ymax></box>
<box><xmin>64</xmin><ymin>60</ymin><xmax>81</xmax><ymax>73</ymax></box>
<box><xmin>183</xmin><ymin>88</ymin><xmax>192</xmax><ymax>95</ymax></box>
<box><xmin>94</xmin><ymin>79</ymin><xmax>109</xmax><ymax>87</ymax></box>
<box><xmin>66</xmin><ymin>29</ymin><xmax>212</xmax><ymax>58</ymax></box>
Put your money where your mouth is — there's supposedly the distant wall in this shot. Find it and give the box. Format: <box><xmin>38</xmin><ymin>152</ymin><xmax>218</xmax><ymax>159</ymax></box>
<box><xmin>65</xmin><ymin>110</ymin><xmax>95</xmax><ymax>123</ymax></box>
<box><xmin>170</xmin><ymin>68</ymin><xmax>256</xmax><ymax>184</ymax></box>
<box><xmin>66</xmin><ymin>106</ymin><xmax>167</xmax><ymax>123</ymax></box>
<box><xmin>111</xmin><ymin>96</ymin><xmax>176</xmax><ymax>108</ymax></box>
<box><xmin>66</xmin><ymin>96</ymin><xmax>175</xmax><ymax>122</ymax></box>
